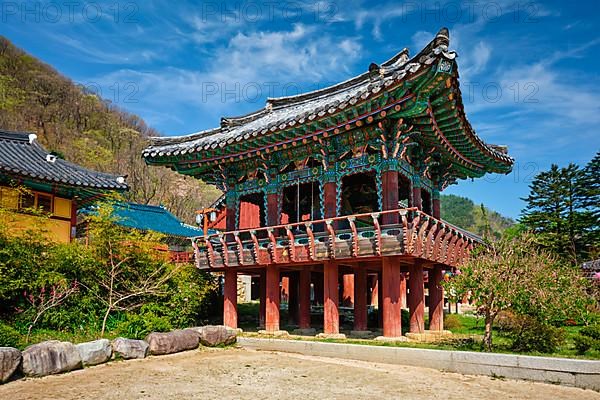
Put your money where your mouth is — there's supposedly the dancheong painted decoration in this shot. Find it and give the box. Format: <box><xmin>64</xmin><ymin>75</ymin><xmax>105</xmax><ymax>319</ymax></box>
<box><xmin>143</xmin><ymin>28</ymin><xmax>514</xmax><ymax>338</ymax></box>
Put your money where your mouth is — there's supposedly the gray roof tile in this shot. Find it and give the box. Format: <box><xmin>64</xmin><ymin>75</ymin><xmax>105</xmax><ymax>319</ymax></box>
<box><xmin>0</xmin><ymin>130</ymin><xmax>128</xmax><ymax>191</ymax></box>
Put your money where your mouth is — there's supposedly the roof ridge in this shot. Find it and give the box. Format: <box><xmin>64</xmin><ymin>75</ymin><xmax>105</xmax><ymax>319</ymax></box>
<box><xmin>0</xmin><ymin>130</ymin><xmax>35</xmax><ymax>142</ymax></box>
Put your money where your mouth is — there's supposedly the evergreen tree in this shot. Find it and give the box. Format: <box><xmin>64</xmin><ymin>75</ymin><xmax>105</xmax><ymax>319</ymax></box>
<box><xmin>520</xmin><ymin>162</ymin><xmax>596</xmax><ymax>262</ymax></box>
<box><xmin>579</xmin><ymin>152</ymin><xmax>600</xmax><ymax>256</ymax></box>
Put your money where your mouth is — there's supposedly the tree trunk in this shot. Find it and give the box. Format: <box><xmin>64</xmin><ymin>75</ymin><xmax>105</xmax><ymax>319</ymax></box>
<box><xmin>101</xmin><ymin>305</ymin><xmax>112</xmax><ymax>337</ymax></box>
<box><xmin>483</xmin><ymin>313</ymin><xmax>495</xmax><ymax>351</ymax></box>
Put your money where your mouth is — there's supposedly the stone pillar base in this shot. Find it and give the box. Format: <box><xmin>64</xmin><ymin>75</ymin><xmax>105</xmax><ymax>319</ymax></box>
<box><xmin>258</xmin><ymin>330</ymin><xmax>290</xmax><ymax>337</ymax></box>
<box><xmin>374</xmin><ymin>336</ymin><xmax>408</xmax><ymax>342</ymax></box>
<box><xmin>405</xmin><ymin>330</ymin><xmax>452</xmax><ymax>342</ymax></box>
<box><xmin>316</xmin><ymin>333</ymin><xmax>347</xmax><ymax>340</ymax></box>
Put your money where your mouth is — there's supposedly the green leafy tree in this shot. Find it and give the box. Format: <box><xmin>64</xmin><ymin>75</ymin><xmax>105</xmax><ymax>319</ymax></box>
<box><xmin>84</xmin><ymin>200</ymin><xmax>184</xmax><ymax>336</ymax></box>
<box><xmin>445</xmin><ymin>233</ymin><xmax>590</xmax><ymax>351</ymax></box>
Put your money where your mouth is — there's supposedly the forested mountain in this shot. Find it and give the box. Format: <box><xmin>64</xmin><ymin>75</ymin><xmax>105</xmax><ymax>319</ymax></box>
<box><xmin>441</xmin><ymin>194</ymin><xmax>514</xmax><ymax>239</ymax></box>
<box><xmin>0</xmin><ymin>36</ymin><xmax>221</xmax><ymax>222</ymax></box>
<box><xmin>0</xmin><ymin>37</ymin><xmax>514</xmax><ymax>231</ymax></box>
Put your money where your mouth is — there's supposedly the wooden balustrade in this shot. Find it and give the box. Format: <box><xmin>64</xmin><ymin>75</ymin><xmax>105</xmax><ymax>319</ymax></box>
<box><xmin>192</xmin><ymin>208</ymin><xmax>480</xmax><ymax>270</ymax></box>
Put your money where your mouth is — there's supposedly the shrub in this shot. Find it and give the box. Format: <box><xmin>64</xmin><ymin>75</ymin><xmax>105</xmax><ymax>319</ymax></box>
<box><xmin>0</xmin><ymin>322</ymin><xmax>21</xmax><ymax>347</ymax></box>
<box><xmin>580</xmin><ymin>324</ymin><xmax>600</xmax><ymax>340</ymax></box>
<box><xmin>495</xmin><ymin>310</ymin><xmax>518</xmax><ymax>332</ymax></box>
<box><xmin>439</xmin><ymin>336</ymin><xmax>478</xmax><ymax>350</ymax></box>
<box><xmin>573</xmin><ymin>324</ymin><xmax>600</xmax><ymax>354</ymax></box>
<box><xmin>116</xmin><ymin>308</ymin><xmax>173</xmax><ymax>339</ymax></box>
<box><xmin>444</xmin><ymin>314</ymin><xmax>463</xmax><ymax>330</ymax></box>
<box><xmin>508</xmin><ymin>316</ymin><xmax>565</xmax><ymax>353</ymax></box>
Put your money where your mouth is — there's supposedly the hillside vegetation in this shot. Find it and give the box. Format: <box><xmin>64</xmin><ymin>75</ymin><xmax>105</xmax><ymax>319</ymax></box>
<box><xmin>441</xmin><ymin>194</ymin><xmax>514</xmax><ymax>238</ymax></box>
<box><xmin>0</xmin><ymin>36</ymin><xmax>221</xmax><ymax>222</ymax></box>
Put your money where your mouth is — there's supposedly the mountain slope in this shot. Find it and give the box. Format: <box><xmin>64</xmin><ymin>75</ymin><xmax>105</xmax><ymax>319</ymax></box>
<box><xmin>441</xmin><ymin>194</ymin><xmax>514</xmax><ymax>238</ymax></box>
<box><xmin>0</xmin><ymin>37</ymin><xmax>221</xmax><ymax>222</ymax></box>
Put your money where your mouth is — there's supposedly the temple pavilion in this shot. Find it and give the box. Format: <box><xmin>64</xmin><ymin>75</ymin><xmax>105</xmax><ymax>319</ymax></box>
<box><xmin>143</xmin><ymin>28</ymin><xmax>514</xmax><ymax>338</ymax></box>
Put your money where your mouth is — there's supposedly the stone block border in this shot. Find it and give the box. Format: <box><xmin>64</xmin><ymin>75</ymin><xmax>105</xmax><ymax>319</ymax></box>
<box><xmin>238</xmin><ymin>337</ymin><xmax>600</xmax><ymax>391</ymax></box>
<box><xmin>0</xmin><ymin>325</ymin><xmax>237</xmax><ymax>384</ymax></box>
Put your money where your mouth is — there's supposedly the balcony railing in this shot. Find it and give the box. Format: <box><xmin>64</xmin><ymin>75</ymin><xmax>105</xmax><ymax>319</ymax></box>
<box><xmin>192</xmin><ymin>208</ymin><xmax>480</xmax><ymax>270</ymax></box>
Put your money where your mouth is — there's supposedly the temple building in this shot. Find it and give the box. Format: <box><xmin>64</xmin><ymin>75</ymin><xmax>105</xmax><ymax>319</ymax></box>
<box><xmin>0</xmin><ymin>130</ymin><xmax>128</xmax><ymax>243</ymax></box>
<box><xmin>79</xmin><ymin>201</ymin><xmax>206</xmax><ymax>263</ymax></box>
<box><xmin>143</xmin><ymin>28</ymin><xmax>514</xmax><ymax>338</ymax></box>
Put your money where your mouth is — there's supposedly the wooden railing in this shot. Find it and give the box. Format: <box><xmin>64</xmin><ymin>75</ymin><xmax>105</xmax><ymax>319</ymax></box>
<box><xmin>192</xmin><ymin>208</ymin><xmax>479</xmax><ymax>269</ymax></box>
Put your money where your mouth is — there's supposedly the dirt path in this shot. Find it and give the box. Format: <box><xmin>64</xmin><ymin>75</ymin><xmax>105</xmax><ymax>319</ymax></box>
<box><xmin>1</xmin><ymin>347</ymin><xmax>598</xmax><ymax>400</ymax></box>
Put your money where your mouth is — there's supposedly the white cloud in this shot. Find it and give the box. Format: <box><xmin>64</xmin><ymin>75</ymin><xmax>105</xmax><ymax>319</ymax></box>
<box><xmin>88</xmin><ymin>24</ymin><xmax>363</xmax><ymax>131</ymax></box>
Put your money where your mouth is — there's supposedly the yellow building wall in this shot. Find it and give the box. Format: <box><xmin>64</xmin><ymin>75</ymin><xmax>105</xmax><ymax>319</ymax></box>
<box><xmin>0</xmin><ymin>186</ymin><xmax>73</xmax><ymax>243</ymax></box>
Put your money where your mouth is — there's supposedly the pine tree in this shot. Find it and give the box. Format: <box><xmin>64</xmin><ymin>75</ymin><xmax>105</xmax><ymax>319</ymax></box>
<box><xmin>578</xmin><ymin>152</ymin><xmax>600</xmax><ymax>257</ymax></box>
<box><xmin>520</xmin><ymin>163</ymin><xmax>587</xmax><ymax>262</ymax></box>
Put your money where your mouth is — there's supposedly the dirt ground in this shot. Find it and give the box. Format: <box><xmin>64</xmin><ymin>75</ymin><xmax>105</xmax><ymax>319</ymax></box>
<box><xmin>1</xmin><ymin>347</ymin><xmax>598</xmax><ymax>400</ymax></box>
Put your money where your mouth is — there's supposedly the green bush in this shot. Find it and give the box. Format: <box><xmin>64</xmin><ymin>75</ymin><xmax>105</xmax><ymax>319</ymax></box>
<box><xmin>439</xmin><ymin>336</ymin><xmax>478</xmax><ymax>350</ymax></box>
<box><xmin>444</xmin><ymin>314</ymin><xmax>463</xmax><ymax>330</ymax></box>
<box><xmin>573</xmin><ymin>324</ymin><xmax>600</xmax><ymax>354</ymax></box>
<box><xmin>509</xmin><ymin>316</ymin><xmax>565</xmax><ymax>353</ymax></box>
<box><xmin>495</xmin><ymin>310</ymin><xmax>518</xmax><ymax>332</ymax></box>
<box><xmin>0</xmin><ymin>322</ymin><xmax>21</xmax><ymax>347</ymax></box>
<box><xmin>580</xmin><ymin>324</ymin><xmax>600</xmax><ymax>340</ymax></box>
<box><xmin>116</xmin><ymin>307</ymin><xmax>173</xmax><ymax>339</ymax></box>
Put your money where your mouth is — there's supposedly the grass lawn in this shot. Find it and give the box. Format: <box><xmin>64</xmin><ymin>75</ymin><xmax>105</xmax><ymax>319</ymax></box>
<box><xmin>237</xmin><ymin>302</ymin><xmax>600</xmax><ymax>360</ymax></box>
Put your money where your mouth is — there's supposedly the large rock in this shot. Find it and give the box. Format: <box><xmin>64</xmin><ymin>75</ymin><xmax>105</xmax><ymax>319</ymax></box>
<box><xmin>76</xmin><ymin>339</ymin><xmax>112</xmax><ymax>366</ymax></box>
<box><xmin>22</xmin><ymin>341</ymin><xmax>82</xmax><ymax>377</ymax></box>
<box><xmin>146</xmin><ymin>330</ymin><xmax>199</xmax><ymax>355</ymax></box>
<box><xmin>0</xmin><ymin>347</ymin><xmax>21</xmax><ymax>383</ymax></box>
<box><xmin>111</xmin><ymin>338</ymin><xmax>149</xmax><ymax>359</ymax></box>
<box><xmin>188</xmin><ymin>325</ymin><xmax>237</xmax><ymax>347</ymax></box>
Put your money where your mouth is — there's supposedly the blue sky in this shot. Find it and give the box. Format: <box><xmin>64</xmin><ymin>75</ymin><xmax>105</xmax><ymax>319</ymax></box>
<box><xmin>3</xmin><ymin>0</ymin><xmax>600</xmax><ymax>219</ymax></box>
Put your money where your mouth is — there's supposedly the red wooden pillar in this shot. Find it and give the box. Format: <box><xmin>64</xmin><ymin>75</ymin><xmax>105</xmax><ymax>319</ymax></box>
<box><xmin>400</xmin><ymin>272</ymin><xmax>407</xmax><ymax>309</ymax></box>
<box><xmin>298</xmin><ymin>269</ymin><xmax>311</xmax><ymax>329</ymax></box>
<box><xmin>432</xmin><ymin>196</ymin><xmax>441</xmax><ymax>219</ymax></box>
<box><xmin>259</xmin><ymin>271</ymin><xmax>266</xmax><ymax>328</ymax></box>
<box><xmin>382</xmin><ymin>256</ymin><xmax>402</xmax><ymax>337</ymax></box>
<box><xmin>266</xmin><ymin>192</ymin><xmax>279</xmax><ymax>226</ymax></box>
<box><xmin>288</xmin><ymin>273</ymin><xmax>299</xmax><ymax>326</ymax></box>
<box><xmin>281</xmin><ymin>276</ymin><xmax>290</xmax><ymax>303</ymax></box>
<box><xmin>381</xmin><ymin>170</ymin><xmax>399</xmax><ymax>224</ymax></box>
<box><xmin>369</xmin><ymin>274</ymin><xmax>378</xmax><ymax>306</ymax></box>
<box><xmin>223</xmin><ymin>268</ymin><xmax>238</xmax><ymax>329</ymax></box>
<box><xmin>353</xmin><ymin>265</ymin><xmax>368</xmax><ymax>331</ymax></box>
<box><xmin>323</xmin><ymin>260</ymin><xmax>339</xmax><ymax>334</ymax></box>
<box><xmin>408</xmin><ymin>261</ymin><xmax>425</xmax><ymax>333</ymax></box>
<box><xmin>377</xmin><ymin>271</ymin><xmax>383</xmax><ymax>329</ymax></box>
<box><xmin>323</xmin><ymin>182</ymin><xmax>337</xmax><ymax>218</ymax></box>
<box><xmin>428</xmin><ymin>265</ymin><xmax>444</xmax><ymax>331</ymax></box>
<box><xmin>342</xmin><ymin>274</ymin><xmax>354</xmax><ymax>307</ymax></box>
<box><xmin>265</xmin><ymin>266</ymin><xmax>280</xmax><ymax>332</ymax></box>
<box><xmin>412</xmin><ymin>181</ymin><xmax>422</xmax><ymax>210</ymax></box>
<box><xmin>223</xmin><ymin>194</ymin><xmax>238</xmax><ymax>328</ymax></box>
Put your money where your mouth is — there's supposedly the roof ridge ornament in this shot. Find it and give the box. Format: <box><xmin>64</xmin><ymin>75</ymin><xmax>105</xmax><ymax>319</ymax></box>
<box><xmin>28</xmin><ymin>133</ymin><xmax>37</xmax><ymax>144</ymax></box>
<box><xmin>435</xmin><ymin>27</ymin><xmax>450</xmax><ymax>47</ymax></box>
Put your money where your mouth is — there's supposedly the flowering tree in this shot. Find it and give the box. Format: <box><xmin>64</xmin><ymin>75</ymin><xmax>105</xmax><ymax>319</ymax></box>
<box><xmin>23</xmin><ymin>281</ymin><xmax>79</xmax><ymax>340</ymax></box>
<box><xmin>445</xmin><ymin>233</ymin><xmax>591</xmax><ymax>351</ymax></box>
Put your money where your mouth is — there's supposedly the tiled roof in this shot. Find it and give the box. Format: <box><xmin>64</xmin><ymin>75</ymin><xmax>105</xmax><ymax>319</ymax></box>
<box><xmin>82</xmin><ymin>202</ymin><xmax>207</xmax><ymax>238</ymax></box>
<box><xmin>0</xmin><ymin>130</ymin><xmax>128</xmax><ymax>191</ymax></box>
<box><xmin>142</xmin><ymin>28</ymin><xmax>513</xmax><ymax>169</ymax></box>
